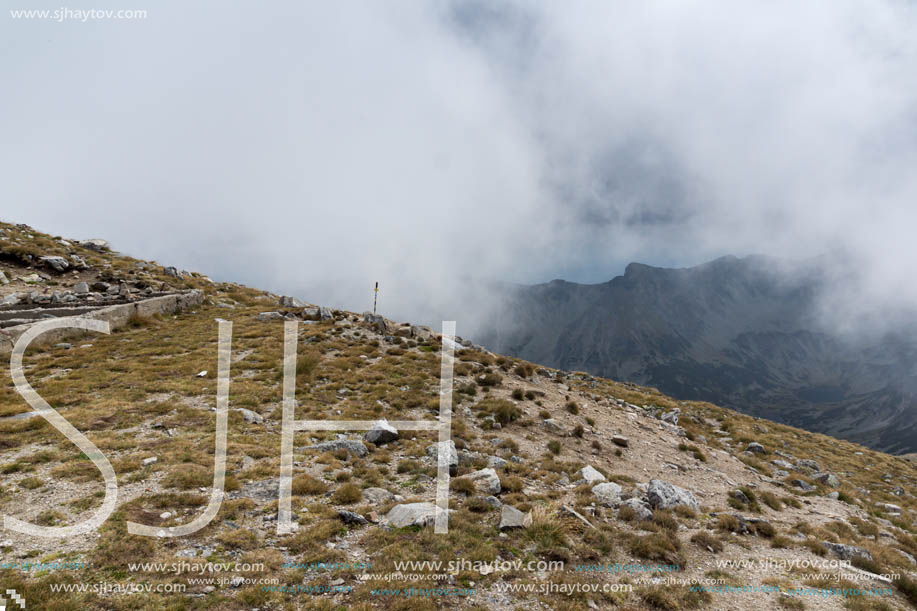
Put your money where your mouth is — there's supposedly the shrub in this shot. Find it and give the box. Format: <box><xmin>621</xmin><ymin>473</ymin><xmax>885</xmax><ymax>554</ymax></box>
<box><xmin>511</xmin><ymin>388</ymin><xmax>524</xmax><ymax>401</ymax></box>
<box><xmin>690</xmin><ymin>531</ymin><xmax>724</xmax><ymax>553</ymax></box>
<box><xmin>452</xmin><ymin>477</ymin><xmax>476</xmax><ymax>495</ymax></box>
<box><xmin>547</xmin><ymin>440</ymin><xmax>561</xmax><ymax>455</ymax></box>
<box><xmin>476</xmin><ymin>373</ymin><xmax>502</xmax><ymax>387</ymax></box>
<box><xmin>572</xmin><ymin>424</ymin><xmax>584</xmax><ymax>438</ymax></box>
<box><xmin>524</xmin><ymin>390</ymin><xmax>537</xmax><ymax>400</ymax></box>
<box><xmin>565</xmin><ymin>401</ymin><xmax>579</xmax><ymax>415</ymax></box>
<box><xmin>292</xmin><ymin>474</ymin><xmax>327</xmax><ymax>495</ymax></box>
<box><xmin>539</xmin><ymin>410</ymin><xmax>551</xmax><ymax>420</ymax></box>
<box><xmin>514</xmin><ymin>363</ymin><xmax>534</xmax><ymax>378</ymax></box>
<box><xmin>332</xmin><ymin>483</ymin><xmax>362</xmax><ymax>505</ymax></box>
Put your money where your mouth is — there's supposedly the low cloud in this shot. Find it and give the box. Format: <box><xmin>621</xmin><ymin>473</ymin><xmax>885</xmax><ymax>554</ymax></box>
<box><xmin>3</xmin><ymin>1</ymin><xmax>917</xmax><ymax>335</ymax></box>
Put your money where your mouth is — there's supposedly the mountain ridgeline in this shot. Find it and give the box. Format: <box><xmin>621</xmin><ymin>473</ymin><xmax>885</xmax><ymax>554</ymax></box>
<box><xmin>476</xmin><ymin>255</ymin><xmax>917</xmax><ymax>454</ymax></box>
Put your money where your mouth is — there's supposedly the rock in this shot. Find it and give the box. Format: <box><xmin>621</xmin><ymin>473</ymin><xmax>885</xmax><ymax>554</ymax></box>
<box><xmin>238</xmin><ymin>408</ymin><xmax>264</xmax><ymax>424</ymax></box>
<box><xmin>302</xmin><ymin>306</ymin><xmax>320</xmax><ymax>320</ymax></box>
<box><xmin>560</xmin><ymin>505</ymin><xmax>596</xmax><ymax>529</ymax></box>
<box><xmin>411</xmin><ymin>325</ymin><xmax>433</xmax><ymax>340</ymax></box>
<box><xmin>337</xmin><ymin>510</ymin><xmax>368</xmax><ymax>525</ymax></box>
<box><xmin>825</xmin><ymin>492</ymin><xmax>840</xmax><ymax>500</ymax></box>
<box><xmin>118</xmin><ymin>282</ymin><xmax>131</xmax><ymax>297</ymax></box>
<box><xmin>467</xmin><ymin>468</ymin><xmax>501</xmax><ymax>494</ymax></box>
<box><xmin>822</xmin><ymin>542</ymin><xmax>873</xmax><ymax>562</ymax></box>
<box><xmin>487</xmin><ymin>456</ymin><xmax>508</xmax><ymax>469</ymax></box>
<box><xmin>773</xmin><ymin>470</ymin><xmax>789</xmax><ymax>478</ymax></box>
<box><xmin>364</xmin><ymin>419</ymin><xmax>399</xmax><ymax>446</ymax></box>
<box><xmin>1</xmin><ymin>293</ymin><xmax>20</xmax><ymax>306</ymax></box>
<box><xmin>21</xmin><ymin>273</ymin><xmax>43</xmax><ymax>284</ymax></box>
<box><xmin>661</xmin><ymin>409</ymin><xmax>680</xmax><ymax>425</ymax></box>
<box><xmin>280</xmin><ymin>296</ymin><xmax>305</xmax><ymax>308</ymax></box>
<box><xmin>499</xmin><ymin>505</ymin><xmax>531</xmax><ymax>530</ymax></box>
<box><xmin>73</xmin><ymin>281</ymin><xmax>89</xmax><ymax>294</ymax></box>
<box><xmin>791</xmin><ymin>479</ymin><xmax>815</xmax><ymax>492</ymax></box>
<box><xmin>142</xmin><ymin>457</ymin><xmax>158</xmax><ymax>466</ymax></box>
<box><xmin>745</xmin><ymin>442</ymin><xmax>766</xmax><ymax>455</ymax></box>
<box><xmin>542</xmin><ymin>419</ymin><xmax>565</xmax><ymax>435</ymax></box>
<box><xmin>813</xmin><ymin>472</ymin><xmax>840</xmax><ymax>487</ymax></box>
<box><xmin>91</xmin><ymin>281</ymin><xmax>110</xmax><ymax>292</ymax></box>
<box><xmin>592</xmin><ymin>482</ymin><xmax>623</xmax><ymax>507</ymax></box>
<box><xmin>40</xmin><ymin>255</ymin><xmax>69</xmax><ymax>272</ymax></box>
<box><xmin>0</xmin><ymin>271</ymin><xmax>8</xmax><ymax>285</ymax></box>
<box><xmin>732</xmin><ymin>489</ymin><xmax>751</xmax><ymax>505</ymax></box>
<box><xmin>425</xmin><ymin>440</ymin><xmax>458</xmax><ymax>475</ymax></box>
<box><xmin>619</xmin><ymin>497</ymin><xmax>653</xmax><ymax>521</ymax></box>
<box><xmin>319</xmin><ymin>307</ymin><xmax>334</xmax><ymax>321</ymax></box>
<box><xmin>796</xmin><ymin>459</ymin><xmax>820</xmax><ymax>472</ymax></box>
<box><xmin>611</xmin><ymin>435</ymin><xmax>629</xmax><ymax>448</ymax></box>
<box><xmin>306</xmin><ymin>440</ymin><xmax>368</xmax><ymax>458</ymax></box>
<box><xmin>385</xmin><ymin>503</ymin><xmax>437</xmax><ymax>528</ymax></box>
<box><xmin>195</xmin><ymin>370</ymin><xmax>207</xmax><ymax>378</ymax></box>
<box><xmin>257</xmin><ymin>311</ymin><xmax>284</xmax><ymax>321</ymax></box>
<box><xmin>160</xmin><ymin>512</ymin><xmax>172</xmax><ymax>519</ymax></box>
<box><xmin>478</xmin><ymin>496</ymin><xmax>502</xmax><ymax>509</ymax></box>
<box><xmin>363</xmin><ymin>488</ymin><xmax>396</xmax><ymax>505</ymax></box>
<box><xmin>163</xmin><ymin>266</ymin><xmax>180</xmax><ymax>277</ymax></box>
<box><xmin>363</xmin><ymin>311</ymin><xmax>387</xmax><ymax>332</ymax></box>
<box><xmin>771</xmin><ymin>459</ymin><xmax>794</xmax><ymax>469</ymax></box>
<box><xmin>579</xmin><ymin>465</ymin><xmax>606</xmax><ymax>484</ymax></box>
<box><xmin>80</xmin><ymin>238</ymin><xmax>109</xmax><ymax>252</ymax></box>
<box><xmin>646</xmin><ymin>479</ymin><xmax>699</xmax><ymax>510</ymax></box>
<box><xmin>54</xmin><ymin>343</ymin><xmax>72</xmax><ymax>350</ymax></box>
<box><xmin>69</xmin><ymin>254</ymin><xmax>88</xmax><ymax>269</ymax></box>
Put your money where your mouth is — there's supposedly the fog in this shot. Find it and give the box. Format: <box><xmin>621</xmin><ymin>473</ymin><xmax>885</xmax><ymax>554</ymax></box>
<box><xmin>3</xmin><ymin>1</ymin><xmax>917</xmax><ymax>336</ymax></box>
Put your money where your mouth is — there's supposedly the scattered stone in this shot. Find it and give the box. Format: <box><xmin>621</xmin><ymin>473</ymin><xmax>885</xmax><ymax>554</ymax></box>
<box><xmin>825</xmin><ymin>492</ymin><xmax>839</xmax><ymax>500</ymax></box>
<box><xmin>319</xmin><ymin>307</ymin><xmax>334</xmax><ymax>321</ymax></box>
<box><xmin>142</xmin><ymin>457</ymin><xmax>158</xmax><ymax>466</ymax></box>
<box><xmin>364</xmin><ymin>419</ymin><xmax>399</xmax><ymax>446</ymax></box>
<box><xmin>791</xmin><ymin>479</ymin><xmax>815</xmax><ymax>492</ymax></box>
<box><xmin>385</xmin><ymin>503</ymin><xmax>437</xmax><ymax>528</ymax></box>
<box><xmin>478</xmin><ymin>496</ymin><xmax>502</xmax><ymax>509</ymax></box>
<box><xmin>745</xmin><ymin>442</ymin><xmax>766</xmax><ymax>455</ymax></box>
<box><xmin>611</xmin><ymin>435</ymin><xmax>629</xmax><ymax>448</ymax></box>
<box><xmin>771</xmin><ymin>459</ymin><xmax>794</xmax><ymax>469</ymax></box>
<box><xmin>822</xmin><ymin>542</ymin><xmax>873</xmax><ymax>562</ymax></box>
<box><xmin>160</xmin><ymin>512</ymin><xmax>172</xmax><ymax>520</ymax></box>
<box><xmin>560</xmin><ymin>505</ymin><xmax>596</xmax><ymax>529</ymax></box>
<box><xmin>592</xmin><ymin>482</ymin><xmax>623</xmax><ymax>507</ymax></box>
<box><xmin>661</xmin><ymin>409</ymin><xmax>680</xmax><ymax>425</ymax></box>
<box><xmin>238</xmin><ymin>408</ymin><xmax>264</xmax><ymax>424</ymax></box>
<box><xmin>91</xmin><ymin>281</ymin><xmax>110</xmax><ymax>292</ymax></box>
<box><xmin>620</xmin><ymin>498</ymin><xmax>653</xmax><ymax>521</ymax></box>
<box><xmin>499</xmin><ymin>505</ymin><xmax>531</xmax><ymax>531</ymax></box>
<box><xmin>467</xmin><ymin>468</ymin><xmax>501</xmax><ymax>494</ymax></box>
<box><xmin>579</xmin><ymin>465</ymin><xmax>606</xmax><ymax>484</ymax></box>
<box><xmin>813</xmin><ymin>472</ymin><xmax>840</xmax><ymax>487</ymax></box>
<box><xmin>542</xmin><ymin>419</ymin><xmax>565</xmax><ymax>435</ymax></box>
<box><xmin>646</xmin><ymin>479</ymin><xmax>699</xmax><ymax>510</ymax></box>
<box><xmin>733</xmin><ymin>489</ymin><xmax>752</xmax><ymax>505</ymax></box>
<box><xmin>257</xmin><ymin>311</ymin><xmax>284</xmax><ymax>321</ymax></box>
<box><xmin>487</xmin><ymin>456</ymin><xmax>508</xmax><ymax>469</ymax></box>
<box><xmin>306</xmin><ymin>440</ymin><xmax>368</xmax><ymax>458</ymax></box>
<box><xmin>195</xmin><ymin>370</ymin><xmax>207</xmax><ymax>377</ymax></box>
<box><xmin>0</xmin><ymin>271</ymin><xmax>8</xmax><ymax>285</ymax></box>
<box><xmin>73</xmin><ymin>281</ymin><xmax>89</xmax><ymax>294</ymax></box>
<box><xmin>796</xmin><ymin>459</ymin><xmax>819</xmax><ymax>472</ymax></box>
<box><xmin>280</xmin><ymin>296</ymin><xmax>305</xmax><ymax>308</ymax></box>
<box><xmin>425</xmin><ymin>440</ymin><xmax>458</xmax><ymax>475</ymax></box>
<box><xmin>1</xmin><ymin>293</ymin><xmax>19</xmax><ymax>306</ymax></box>
<box><xmin>337</xmin><ymin>510</ymin><xmax>368</xmax><ymax>525</ymax></box>
<box><xmin>54</xmin><ymin>343</ymin><xmax>72</xmax><ymax>350</ymax></box>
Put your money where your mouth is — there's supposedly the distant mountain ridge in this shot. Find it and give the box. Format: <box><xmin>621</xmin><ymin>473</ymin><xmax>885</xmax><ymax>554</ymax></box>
<box><xmin>476</xmin><ymin>255</ymin><xmax>917</xmax><ymax>454</ymax></box>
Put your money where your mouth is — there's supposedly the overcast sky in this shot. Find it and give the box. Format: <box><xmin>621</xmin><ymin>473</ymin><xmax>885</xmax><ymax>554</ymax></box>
<box><xmin>3</xmin><ymin>1</ymin><xmax>917</xmax><ymax>329</ymax></box>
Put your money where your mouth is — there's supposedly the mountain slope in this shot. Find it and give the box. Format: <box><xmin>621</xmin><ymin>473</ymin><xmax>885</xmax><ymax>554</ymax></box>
<box><xmin>475</xmin><ymin>255</ymin><xmax>917</xmax><ymax>454</ymax></box>
<box><xmin>0</xmin><ymin>222</ymin><xmax>915</xmax><ymax>610</ymax></box>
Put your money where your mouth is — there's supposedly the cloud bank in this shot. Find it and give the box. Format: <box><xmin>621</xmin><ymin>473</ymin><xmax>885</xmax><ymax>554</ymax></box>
<box><xmin>3</xmin><ymin>0</ymin><xmax>917</xmax><ymax>333</ymax></box>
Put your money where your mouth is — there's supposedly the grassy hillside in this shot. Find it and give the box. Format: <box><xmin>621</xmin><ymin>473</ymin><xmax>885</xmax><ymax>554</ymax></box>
<box><xmin>0</xmin><ymin>221</ymin><xmax>915</xmax><ymax>610</ymax></box>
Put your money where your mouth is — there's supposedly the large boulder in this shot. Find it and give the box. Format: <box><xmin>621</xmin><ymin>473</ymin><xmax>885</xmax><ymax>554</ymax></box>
<box><xmin>425</xmin><ymin>440</ymin><xmax>458</xmax><ymax>475</ymax></box>
<box><xmin>73</xmin><ymin>281</ymin><xmax>89</xmax><ymax>294</ymax></box>
<box><xmin>791</xmin><ymin>479</ymin><xmax>815</xmax><ymax>492</ymax></box>
<box><xmin>813</xmin><ymin>472</ymin><xmax>840</xmax><ymax>487</ymax></box>
<box><xmin>579</xmin><ymin>465</ymin><xmax>606</xmax><ymax>484</ymax></box>
<box><xmin>306</xmin><ymin>440</ymin><xmax>368</xmax><ymax>458</ymax></box>
<box><xmin>80</xmin><ymin>238</ymin><xmax>110</xmax><ymax>252</ymax></box>
<box><xmin>745</xmin><ymin>442</ymin><xmax>766</xmax><ymax>455</ymax></box>
<box><xmin>257</xmin><ymin>312</ymin><xmax>284</xmax><ymax>321</ymax></box>
<box><xmin>466</xmin><ymin>468</ymin><xmax>501</xmax><ymax>495</ymax></box>
<box><xmin>592</xmin><ymin>482</ymin><xmax>623</xmax><ymax>507</ymax></box>
<box><xmin>363</xmin><ymin>488</ymin><xmax>397</xmax><ymax>505</ymax></box>
<box><xmin>364</xmin><ymin>420</ymin><xmax>399</xmax><ymax>446</ymax></box>
<box><xmin>499</xmin><ymin>505</ymin><xmax>531</xmax><ymax>531</ymax></box>
<box><xmin>646</xmin><ymin>479</ymin><xmax>699</xmax><ymax>510</ymax></box>
<box><xmin>39</xmin><ymin>255</ymin><xmax>69</xmax><ymax>272</ymax></box>
<box><xmin>385</xmin><ymin>503</ymin><xmax>437</xmax><ymax>528</ymax></box>
<box><xmin>796</xmin><ymin>459</ymin><xmax>820</xmax><ymax>472</ymax></box>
